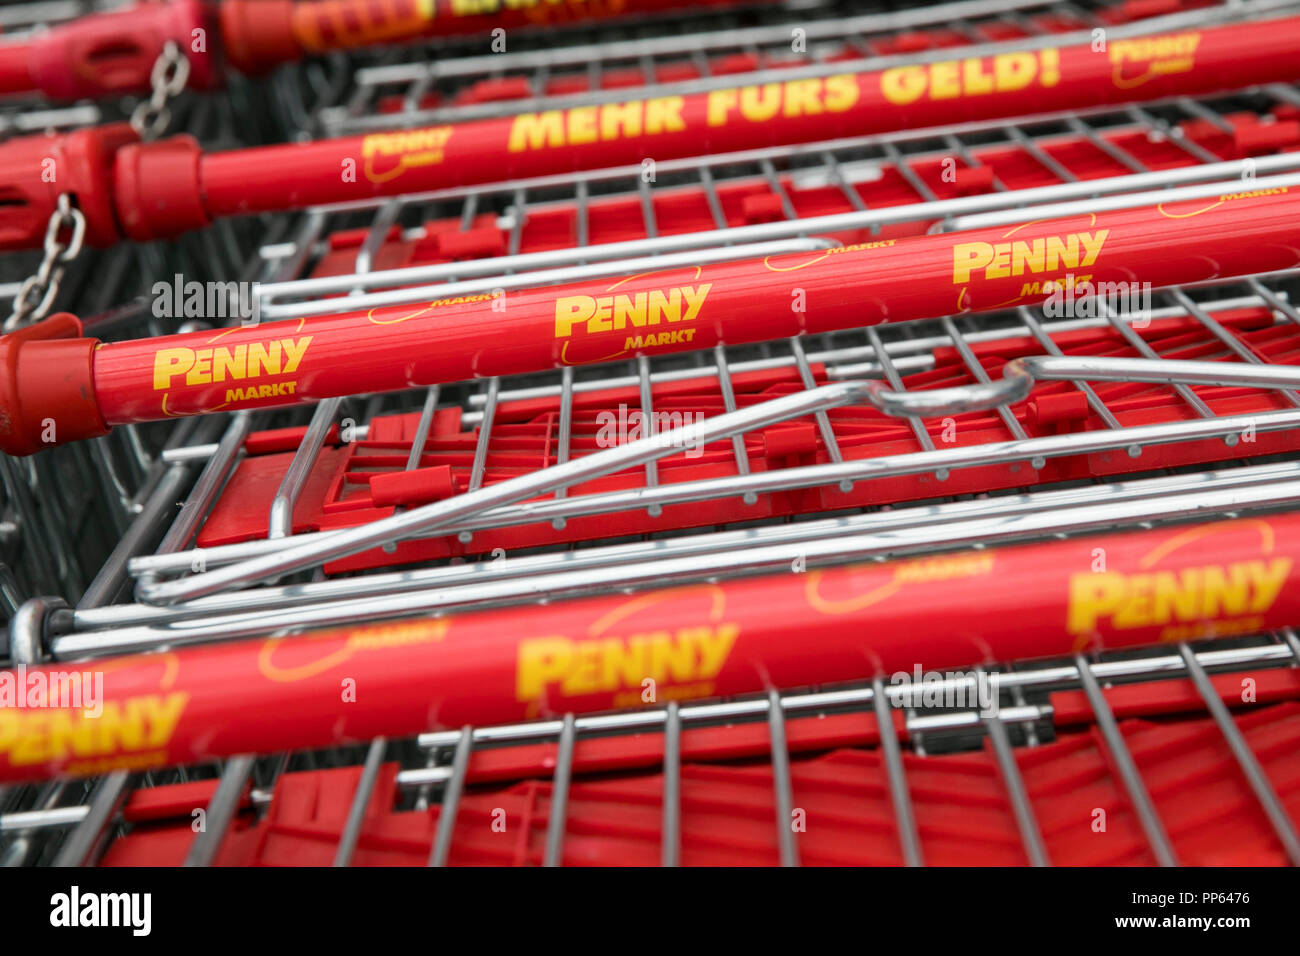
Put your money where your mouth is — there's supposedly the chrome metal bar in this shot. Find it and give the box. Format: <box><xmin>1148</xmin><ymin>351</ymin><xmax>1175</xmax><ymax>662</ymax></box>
<box><xmin>346</xmin><ymin>0</ymin><xmax>1060</xmax><ymax>84</ymax></box>
<box><xmin>1008</xmin><ymin>125</ymin><xmax>1078</xmax><ymax>184</ymax></box>
<box><xmin>767</xmin><ymin>689</ymin><xmax>800</xmax><ymax>867</ymax></box>
<box><xmin>553</xmin><ymin>366</ymin><xmax>575</xmax><ymax>518</ymax></box>
<box><xmin>1175</xmin><ymin>644</ymin><xmax>1300</xmax><ymax>865</ymax></box>
<box><xmin>270</xmin><ymin>398</ymin><xmax>341</xmax><ymax>539</ymax></box>
<box><xmin>0</xmin><ymin>805</ymin><xmax>88</xmax><ymax>835</ymax></box>
<box><xmin>882</xmin><ymin>141</ymin><xmax>938</xmax><ymax>203</ymax></box>
<box><xmin>77</xmin><ymin>463</ymin><xmax>193</xmax><ymax>610</ymax></box>
<box><xmin>1166</xmin><ymin>288</ymin><xmax>1300</xmax><ymax>408</ymax></box>
<box><xmin>1073</xmin><ymin>655</ymin><xmax>1178</xmax><ymax>866</ymax></box>
<box><xmin>353</xmin><ymin>199</ymin><xmax>402</xmax><ymax>278</ymax></box>
<box><xmin>865</xmin><ymin>325</ymin><xmax>943</xmax><ymax>474</ymax></box>
<box><xmin>260</xmin><ymin>237</ymin><xmax>834</xmax><ymax>320</ymax></box>
<box><xmin>184</xmin><ymin>756</ymin><xmax>256</xmax><ymax>867</ymax></box>
<box><xmin>262</xmin><ymin>155</ymin><xmax>1300</xmax><ymax>320</ymax></box>
<box><xmin>410</xmin><ymin>640</ymin><xmax>1295</xmax><ymax>752</ymax></box>
<box><xmin>1065</xmin><ymin>116</ymin><xmax>1148</xmax><ymax>174</ymax></box>
<box><xmin>1016</xmin><ymin>306</ymin><xmax>1124</xmax><ymax>432</ymax></box>
<box><xmin>1104</xmin><ymin>304</ymin><xmax>1217</xmax><ymax>422</ymax></box>
<box><xmin>406</xmin><ymin>386</ymin><xmax>442</xmax><ymax>471</ymax></box>
<box><xmin>981</xmin><ymin>686</ymin><xmax>1051</xmax><ymax>866</ymax></box>
<box><xmin>759</xmin><ymin>158</ymin><xmax>800</xmax><ymax>219</ymax></box>
<box><xmin>429</xmin><ymin>727</ymin><xmax>474</xmax><ymax>867</ymax></box>
<box><xmin>118</xmin><ymin>405</ymin><xmax>1300</xmax><ymax>588</ymax></box>
<box><xmin>542</xmin><ymin>714</ymin><xmax>577</xmax><ymax>867</ymax></box>
<box><xmin>459</xmin><ymin>291</ymin><xmax>1282</xmax><ymax>409</ymax></box>
<box><xmin>872</xmin><ymin>676</ymin><xmax>923</xmax><ymax>866</ymax></box>
<box><xmin>637</xmin><ymin>356</ymin><xmax>662</xmax><ymax>518</ymax></box>
<box><xmin>1247</xmin><ymin>276</ymin><xmax>1300</xmax><ymax>328</ymax></box>
<box><xmin>870</xmin><ymin>355</ymin><xmax>1300</xmax><ymax>420</ymax></box>
<box><xmin>1178</xmin><ymin>96</ymin><xmax>1235</xmax><ymax>134</ymax></box>
<box><xmin>333</xmin><ymin>737</ymin><xmax>387</xmax><ymax>867</ymax></box>
<box><xmin>638</xmin><ymin>176</ymin><xmax>659</xmax><ymax>240</ymax></box>
<box><xmin>51</xmin><ymin>771</ymin><xmax>130</xmax><ymax>867</ymax></box>
<box><xmin>326</xmin><ymin>0</ymin><xmax>1277</xmax><ymax>131</ymax></box>
<box><xmin>1126</xmin><ymin>104</ymin><xmax>1221</xmax><ymax>165</ymax></box>
<box><xmin>467</xmin><ymin>378</ymin><xmax>498</xmax><ymax>495</ymax></box>
<box><xmin>662</xmin><ymin>702</ymin><xmax>682</xmax><ymax>868</ymax></box>
<box><xmin>135</xmin><ymin>381</ymin><xmax>892</xmax><ymax>604</ymax></box>
<box><xmin>699</xmin><ymin>166</ymin><xmax>729</xmax><ymax>228</ymax></box>
<box><xmin>501</xmin><ymin>190</ymin><xmax>523</xmax><ymax>257</ymax></box>
<box><xmin>146</xmin><ymin>413</ymin><xmax>250</xmax><ymax>561</ymax></box>
<box><xmin>1284</xmin><ymin>628</ymin><xmax>1300</xmax><ymax>663</ymax></box>
<box><xmin>80</xmin><ymin>461</ymin><xmax>1300</xmax><ymax>632</ymax></box>
<box><xmin>161</xmin><ymin>443</ymin><xmax>221</xmax><ymax>463</ymax></box>
<box><xmin>821</xmin><ymin>148</ymin><xmax>872</xmax><ymax>211</ymax></box>
<box><xmin>62</xmin><ymin>470</ymin><xmax>1300</xmax><ymax>654</ymax></box>
<box><xmin>574</xmin><ymin>179</ymin><xmax>590</xmax><ymax>252</ymax></box>
<box><xmin>790</xmin><ymin>337</ymin><xmax>853</xmax><ymax>493</ymax></box>
<box><xmin>941</xmin><ymin>317</ymin><xmax>1035</xmax><ymax>460</ymax></box>
<box><xmin>940</xmin><ymin>171</ymin><xmax>1300</xmax><ymax>232</ymax></box>
<box><xmin>713</xmin><ymin>343</ymin><xmax>757</xmax><ymax>504</ymax></box>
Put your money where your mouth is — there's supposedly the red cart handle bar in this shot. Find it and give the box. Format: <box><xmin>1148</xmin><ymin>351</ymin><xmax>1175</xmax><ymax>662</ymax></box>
<box><xmin>0</xmin><ymin>509</ymin><xmax>1297</xmax><ymax>783</ymax></box>
<box><xmin>2</xmin><ymin>15</ymin><xmax>1299</xmax><ymax>252</ymax></box>
<box><xmin>2</xmin><ymin>184</ymin><xmax>1298</xmax><ymax>457</ymax></box>
<box><xmin>0</xmin><ymin>0</ymin><xmax>761</xmax><ymax>101</ymax></box>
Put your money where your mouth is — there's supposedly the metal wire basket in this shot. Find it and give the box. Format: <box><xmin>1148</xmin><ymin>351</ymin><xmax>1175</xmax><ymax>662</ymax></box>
<box><xmin>2</xmin><ymin>0</ymin><xmax>1300</xmax><ymax>868</ymax></box>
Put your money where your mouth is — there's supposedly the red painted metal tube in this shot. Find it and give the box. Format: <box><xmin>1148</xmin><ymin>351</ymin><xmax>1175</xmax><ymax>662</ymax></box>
<box><xmin>0</xmin><ymin>0</ymin><xmax>217</xmax><ymax>101</ymax></box>
<box><xmin>2</xmin><ymin>16</ymin><xmax>1298</xmax><ymax>249</ymax></box>
<box><xmin>0</xmin><ymin>0</ymin><xmax>759</xmax><ymax>99</ymax></box>
<box><xmin>178</xmin><ymin>16</ymin><xmax>1300</xmax><ymax>227</ymax></box>
<box><xmin>2</xmin><ymin>183</ymin><xmax>1297</xmax><ymax>456</ymax></box>
<box><xmin>220</xmin><ymin>0</ymin><xmax>773</xmax><ymax>73</ymax></box>
<box><xmin>0</xmin><ymin>510</ymin><xmax>1296</xmax><ymax>782</ymax></box>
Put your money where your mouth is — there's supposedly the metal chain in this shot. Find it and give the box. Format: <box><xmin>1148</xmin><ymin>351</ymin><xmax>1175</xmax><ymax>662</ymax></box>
<box><xmin>4</xmin><ymin>45</ymin><xmax>187</xmax><ymax>332</ymax></box>
<box><xmin>130</xmin><ymin>40</ymin><xmax>190</xmax><ymax>141</ymax></box>
<box><xmin>4</xmin><ymin>194</ymin><xmax>86</xmax><ymax>332</ymax></box>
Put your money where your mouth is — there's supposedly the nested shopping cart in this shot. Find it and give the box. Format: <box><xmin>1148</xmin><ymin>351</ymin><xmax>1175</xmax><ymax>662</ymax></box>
<box><xmin>3</xmin><ymin>0</ymin><xmax>1300</xmax><ymax>867</ymax></box>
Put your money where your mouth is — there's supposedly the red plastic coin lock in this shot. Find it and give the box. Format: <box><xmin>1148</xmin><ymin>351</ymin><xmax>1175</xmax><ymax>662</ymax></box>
<box><xmin>0</xmin><ymin>314</ymin><xmax>107</xmax><ymax>457</ymax></box>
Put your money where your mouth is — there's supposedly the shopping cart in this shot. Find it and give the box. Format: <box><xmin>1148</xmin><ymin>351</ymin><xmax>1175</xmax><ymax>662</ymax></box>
<box><xmin>2</xmin><ymin>0</ymin><xmax>1300</xmax><ymax>868</ymax></box>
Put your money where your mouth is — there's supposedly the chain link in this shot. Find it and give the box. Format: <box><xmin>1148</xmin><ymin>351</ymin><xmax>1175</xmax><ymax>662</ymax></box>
<box><xmin>5</xmin><ymin>44</ymin><xmax>186</xmax><ymax>332</ymax></box>
<box><xmin>4</xmin><ymin>195</ymin><xmax>86</xmax><ymax>332</ymax></box>
<box><xmin>130</xmin><ymin>40</ymin><xmax>191</xmax><ymax>141</ymax></box>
